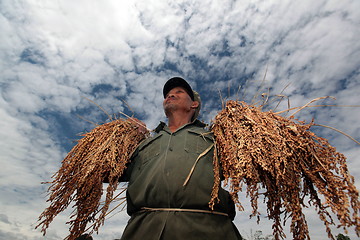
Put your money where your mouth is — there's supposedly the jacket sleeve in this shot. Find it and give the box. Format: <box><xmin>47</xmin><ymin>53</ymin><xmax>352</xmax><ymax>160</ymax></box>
<box><xmin>118</xmin><ymin>147</ymin><xmax>139</xmax><ymax>182</ymax></box>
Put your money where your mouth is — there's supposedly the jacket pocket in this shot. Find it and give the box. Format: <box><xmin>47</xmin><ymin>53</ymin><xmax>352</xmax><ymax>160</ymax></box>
<box><xmin>137</xmin><ymin>133</ymin><xmax>162</xmax><ymax>166</ymax></box>
<box><xmin>184</xmin><ymin>130</ymin><xmax>214</xmax><ymax>154</ymax></box>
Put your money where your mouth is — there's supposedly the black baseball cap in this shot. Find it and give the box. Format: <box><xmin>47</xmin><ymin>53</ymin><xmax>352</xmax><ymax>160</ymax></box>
<box><xmin>163</xmin><ymin>77</ymin><xmax>195</xmax><ymax>100</ymax></box>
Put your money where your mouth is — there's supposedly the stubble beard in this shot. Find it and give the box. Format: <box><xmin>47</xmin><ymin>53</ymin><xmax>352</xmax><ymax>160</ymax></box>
<box><xmin>164</xmin><ymin>103</ymin><xmax>178</xmax><ymax>117</ymax></box>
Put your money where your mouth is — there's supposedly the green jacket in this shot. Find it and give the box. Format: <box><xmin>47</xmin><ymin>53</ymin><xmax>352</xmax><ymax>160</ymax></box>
<box><xmin>120</xmin><ymin>120</ymin><xmax>242</xmax><ymax>240</ymax></box>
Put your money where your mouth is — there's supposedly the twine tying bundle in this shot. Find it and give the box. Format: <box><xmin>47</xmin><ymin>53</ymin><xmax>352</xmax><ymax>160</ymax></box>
<box><xmin>210</xmin><ymin>100</ymin><xmax>359</xmax><ymax>240</ymax></box>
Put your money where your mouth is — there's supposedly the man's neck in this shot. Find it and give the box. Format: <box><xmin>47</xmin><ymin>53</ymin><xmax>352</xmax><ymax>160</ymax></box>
<box><xmin>167</xmin><ymin>112</ymin><xmax>193</xmax><ymax>133</ymax></box>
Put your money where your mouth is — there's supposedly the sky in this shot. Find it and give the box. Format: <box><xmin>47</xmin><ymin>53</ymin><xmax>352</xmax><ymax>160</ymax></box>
<box><xmin>0</xmin><ymin>0</ymin><xmax>359</xmax><ymax>239</ymax></box>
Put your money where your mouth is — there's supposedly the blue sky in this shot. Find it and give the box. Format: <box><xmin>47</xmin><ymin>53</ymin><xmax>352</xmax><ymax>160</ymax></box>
<box><xmin>0</xmin><ymin>0</ymin><xmax>359</xmax><ymax>239</ymax></box>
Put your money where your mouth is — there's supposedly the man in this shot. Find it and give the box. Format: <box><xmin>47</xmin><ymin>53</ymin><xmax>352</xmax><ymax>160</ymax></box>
<box><xmin>119</xmin><ymin>77</ymin><xmax>242</xmax><ymax>240</ymax></box>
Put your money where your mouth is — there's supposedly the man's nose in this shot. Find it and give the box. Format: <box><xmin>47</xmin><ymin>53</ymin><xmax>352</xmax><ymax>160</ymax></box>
<box><xmin>167</xmin><ymin>93</ymin><xmax>175</xmax><ymax>99</ymax></box>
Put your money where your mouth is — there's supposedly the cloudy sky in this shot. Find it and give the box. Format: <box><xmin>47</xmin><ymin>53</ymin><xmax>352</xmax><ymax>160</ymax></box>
<box><xmin>1</xmin><ymin>0</ymin><xmax>359</xmax><ymax>239</ymax></box>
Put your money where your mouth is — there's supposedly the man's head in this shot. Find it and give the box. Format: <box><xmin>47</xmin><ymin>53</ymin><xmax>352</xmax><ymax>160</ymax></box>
<box><xmin>163</xmin><ymin>77</ymin><xmax>201</xmax><ymax>121</ymax></box>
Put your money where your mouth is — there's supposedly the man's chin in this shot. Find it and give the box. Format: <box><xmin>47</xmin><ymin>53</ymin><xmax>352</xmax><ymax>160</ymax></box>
<box><xmin>164</xmin><ymin>102</ymin><xmax>177</xmax><ymax>109</ymax></box>
<box><xmin>164</xmin><ymin>104</ymin><xmax>178</xmax><ymax>115</ymax></box>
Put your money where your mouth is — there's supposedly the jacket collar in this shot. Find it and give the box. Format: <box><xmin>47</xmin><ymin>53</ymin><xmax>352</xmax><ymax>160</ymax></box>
<box><xmin>154</xmin><ymin>119</ymin><xmax>206</xmax><ymax>133</ymax></box>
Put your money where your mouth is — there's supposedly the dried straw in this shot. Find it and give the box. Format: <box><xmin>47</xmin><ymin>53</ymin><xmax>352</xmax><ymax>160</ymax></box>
<box><xmin>210</xmin><ymin>100</ymin><xmax>359</xmax><ymax>240</ymax></box>
<box><xmin>36</xmin><ymin>118</ymin><xmax>148</xmax><ymax>240</ymax></box>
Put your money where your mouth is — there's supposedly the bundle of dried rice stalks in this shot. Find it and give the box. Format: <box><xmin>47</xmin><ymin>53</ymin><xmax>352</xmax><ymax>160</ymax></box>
<box><xmin>210</xmin><ymin>100</ymin><xmax>359</xmax><ymax>240</ymax></box>
<box><xmin>36</xmin><ymin>118</ymin><xmax>148</xmax><ymax>240</ymax></box>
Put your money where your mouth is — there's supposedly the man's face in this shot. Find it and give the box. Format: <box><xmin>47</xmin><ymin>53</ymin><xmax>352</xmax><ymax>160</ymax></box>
<box><xmin>163</xmin><ymin>87</ymin><xmax>194</xmax><ymax>116</ymax></box>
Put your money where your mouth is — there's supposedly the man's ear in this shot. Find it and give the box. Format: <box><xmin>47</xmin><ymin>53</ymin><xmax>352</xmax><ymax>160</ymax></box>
<box><xmin>191</xmin><ymin>101</ymin><xmax>199</xmax><ymax>109</ymax></box>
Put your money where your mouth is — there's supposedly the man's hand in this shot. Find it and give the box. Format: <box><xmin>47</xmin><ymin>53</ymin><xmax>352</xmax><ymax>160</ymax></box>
<box><xmin>129</xmin><ymin>118</ymin><xmax>147</xmax><ymax>134</ymax></box>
